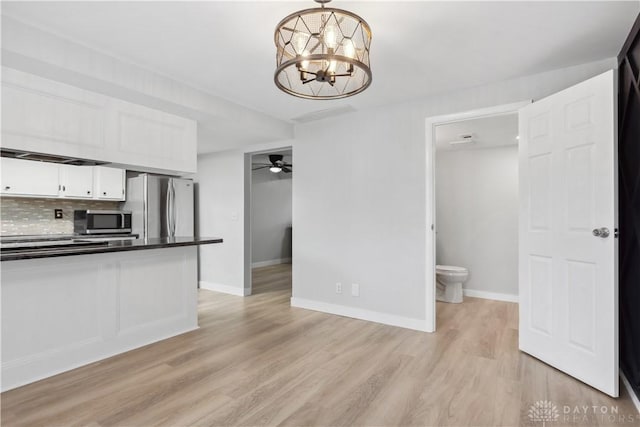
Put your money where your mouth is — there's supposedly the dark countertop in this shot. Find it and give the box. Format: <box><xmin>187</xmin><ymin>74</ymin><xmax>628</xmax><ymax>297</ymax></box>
<box><xmin>1</xmin><ymin>237</ymin><xmax>223</xmax><ymax>261</ymax></box>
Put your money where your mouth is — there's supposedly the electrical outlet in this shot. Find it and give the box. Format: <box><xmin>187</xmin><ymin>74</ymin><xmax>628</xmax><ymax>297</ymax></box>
<box><xmin>54</xmin><ymin>209</ymin><xmax>63</xmax><ymax>219</ymax></box>
<box><xmin>335</xmin><ymin>282</ymin><xmax>342</xmax><ymax>294</ymax></box>
<box><xmin>351</xmin><ymin>283</ymin><xmax>360</xmax><ymax>297</ymax></box>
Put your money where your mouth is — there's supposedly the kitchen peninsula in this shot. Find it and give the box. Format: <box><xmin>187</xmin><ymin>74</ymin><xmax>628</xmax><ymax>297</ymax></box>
<box><xmin>1</xmin><ymin>236</ymin><xmax>222</xmax><ymax>391</ymax></box>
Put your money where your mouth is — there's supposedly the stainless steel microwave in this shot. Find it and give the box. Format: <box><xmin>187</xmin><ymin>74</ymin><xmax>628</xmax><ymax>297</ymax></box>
<box><xmin>74</xmin><ymin>210</ymin><xmax>132</xmax><ymax>234</ymax></box>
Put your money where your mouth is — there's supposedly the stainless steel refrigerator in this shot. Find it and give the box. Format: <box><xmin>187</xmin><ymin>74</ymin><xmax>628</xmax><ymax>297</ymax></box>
<box><xmin>123</xmin><ymin>174</ymin><xmax>194</xmax><ymax>238</ymax></box>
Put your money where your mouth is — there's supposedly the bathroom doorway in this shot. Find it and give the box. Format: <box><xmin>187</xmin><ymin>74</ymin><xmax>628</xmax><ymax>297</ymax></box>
<box><xmin>425</xmin><ymin>102</ymin><xmax>529</xmax><ymax>332</ymax></box>
<box><xmin>434</xmin><ymin>113</ymin><xmax>519</xmax><ymax>302</ymax></box>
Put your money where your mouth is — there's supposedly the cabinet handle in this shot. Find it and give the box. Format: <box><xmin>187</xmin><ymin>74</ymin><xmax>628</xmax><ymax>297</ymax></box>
<box><xmin>87</xmin><ymin>191</ymin><xmax>91</xmax><ymax>195</ymax></box>
<box><xmin>4</xmin><ymin>186</ymin><xmax>10</xmax><ymax>190</ymax></box>
<box><xmin>63</xmin><ymin>185</ymin><xmax>66</xmax><ymax>191</ymax></box>
<box><xmin>103</xmin><ymin>191</ymin><xmax>107</xmax><ymax>196</ymax></box>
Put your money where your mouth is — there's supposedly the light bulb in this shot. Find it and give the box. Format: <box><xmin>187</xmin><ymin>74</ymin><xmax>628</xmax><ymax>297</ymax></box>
<box><xmin>324</xmin><ymin>24</ymin><xmax>338</xmax><ymax>50</ymax></box>
<box><xmin>299</xmin><ymin>50</ymin><xmax>310</xmax><ymax>70</ymax></box>
<box><xmin>343</xmin><ymin>39</ymin><xmax>355</xmax><ymax>58</ymax></box>
<box><xmin>327</xmin><ymin>60</ymin><xmax>337</xmax><ymax>73</ymax></box>
<box><xmin>293</xmin><ymin>31</ymin><xmax>310</xmax><ymax>54</ymax></box>
<box><xmin>270</xmin><ymin>166</ymin><xmax>282</xmax><ymax>173</ymax></box>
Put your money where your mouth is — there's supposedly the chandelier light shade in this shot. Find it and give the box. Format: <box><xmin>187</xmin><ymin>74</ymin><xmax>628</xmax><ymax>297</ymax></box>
<box><xmin>274</xmin><ymin>0</ymin><xmax>372</xmax><ymax>100</ymax></box>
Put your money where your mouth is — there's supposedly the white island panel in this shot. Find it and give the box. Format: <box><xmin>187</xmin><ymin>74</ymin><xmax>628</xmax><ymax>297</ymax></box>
<box><xmin>1</xmin><ymin>246</ymin><xmax>198</xmax><ymax>391</ymax></box>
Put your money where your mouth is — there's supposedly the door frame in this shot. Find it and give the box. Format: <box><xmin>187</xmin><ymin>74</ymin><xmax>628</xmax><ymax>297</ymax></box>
<box><xmin>243</xmin><ymin>144</ymin><xmax>293</xmax><ymax>296</ymax></box>
<box><xmin>424</xmin><ymin>100</ymin><xmax>532</xmax><ymax>332</ymax></box>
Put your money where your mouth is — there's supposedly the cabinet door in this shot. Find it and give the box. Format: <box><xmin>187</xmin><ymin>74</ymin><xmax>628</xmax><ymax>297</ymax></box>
<box><xmin>2</xmin><ymin>68</ymin><xmax>109</xmax><ymax>160</ymax></box>
<box><xmin>1</xmin><ymin>158</ymin><xmax>59</xmax><ymax>197</ymax></box>
<box><xmin>94</xmin><ymin>166</ymin><xmax>125</xmax><ymax>200</ymax></box>
<box><xmin>109</xmin><ymin>100</ymin><xmax>197</xmax><ymax>174</ymax></box>
<box><xmin>59</xmin><ymin>165</ymin><xmax>94</xmax><ymax>199</ymax></box>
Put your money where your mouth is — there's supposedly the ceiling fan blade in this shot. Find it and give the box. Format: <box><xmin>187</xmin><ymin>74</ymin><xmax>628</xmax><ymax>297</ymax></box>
<box><xmin>252</xmin><ymin>166</ymin><xmax>270</xmax><ymax>171</ymax></box>
<box><xmin>282</xmin><ymin>166</ymin><xmax>292</xmax><ymax>173</ymax></box>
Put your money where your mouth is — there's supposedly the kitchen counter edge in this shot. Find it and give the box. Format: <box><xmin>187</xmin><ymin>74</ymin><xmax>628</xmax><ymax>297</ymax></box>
<box><xmin>0</xmin><ymin>237</ymin><xmax>223</xmax><ymax>261</ymax></box>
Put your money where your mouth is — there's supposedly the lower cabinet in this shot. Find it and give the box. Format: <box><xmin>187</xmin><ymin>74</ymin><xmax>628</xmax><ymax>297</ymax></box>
<box><xmin>0</xmin><ymin>158</ymin><xmax>125</xmax><ymax>201</ymax></box>
<box><xmin>1</xmin><ymin>246</ymin><xmax>198</xmax><ymax>391</ymax></box>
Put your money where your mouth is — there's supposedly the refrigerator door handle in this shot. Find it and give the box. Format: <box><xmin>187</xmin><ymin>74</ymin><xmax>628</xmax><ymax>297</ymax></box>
<box><xmin>166</xmin><ymin>180</ymin><xmax>172</xmax><ymax>237</ymax></box>
<box><xmin>142</xmin><ymin>175</ymin><xmax>148</xmax><ymax>239</ymax></box>
<box><xmin>172</xmin><ymin>180</ymin><xmax>178</xmax><ymax>237</ymax></box>
<box><xmin>171</xmin><ymin>180</ymin><xmax>176</xmax><ymax>237</ymax></box>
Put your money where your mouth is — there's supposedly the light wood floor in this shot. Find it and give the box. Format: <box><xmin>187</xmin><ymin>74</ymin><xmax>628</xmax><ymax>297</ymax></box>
<box><xmin>2</xmin><ymin>264</ymin><xmax>638</xmax><ymax>426</ymax></box>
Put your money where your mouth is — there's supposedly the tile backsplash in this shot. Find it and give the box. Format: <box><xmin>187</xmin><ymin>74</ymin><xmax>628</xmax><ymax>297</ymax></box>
<box><xmin>1</xmin><ymin>197</ymin><xmax>119</xmax><ymax>236</ymax></box>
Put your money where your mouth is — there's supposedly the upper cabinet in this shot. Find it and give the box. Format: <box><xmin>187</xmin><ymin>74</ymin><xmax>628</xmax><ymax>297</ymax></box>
<box><xmin>0</xmin><ymin>158</ymin><xmax>125</xmax><ymax>201</ymax></box>
<box><xmin>108</xmin><ymin>100</ymin><xmax>197</xmax><ymax>174</ymax></box>
<box><xmin>1</xmin><ymin>68</ymin><xmax>197</xmax><ymax>174</ymax></box>
<box><xmin>59</xmin><ymin>165</ymin><xmax>94</xmax><ymax>199</ymax></box>
<box><xmin>93</xmin><ymin>166</ymin><xmax>125</xmax><ymax>201</ymax></box>
<box><xmin>2</xmin><ymin>69</ymin><xmax>109</xmax><ymax>162</ymax></box>
<box><xmin>1</xmin><ymin>158</ymin><xmax>59</xmax><ymax>198</ymax></box>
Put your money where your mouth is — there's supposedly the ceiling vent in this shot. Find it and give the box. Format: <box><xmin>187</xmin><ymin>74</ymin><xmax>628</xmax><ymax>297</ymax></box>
<box><xmin>291</xmin><ymin>105</ymin><xmax>356</xmax><ymax>123</ymax></box>
<box><xmin>448</xmin><ymin>133</ymin><xmax>475</xmax><ymax>145</ymax></box>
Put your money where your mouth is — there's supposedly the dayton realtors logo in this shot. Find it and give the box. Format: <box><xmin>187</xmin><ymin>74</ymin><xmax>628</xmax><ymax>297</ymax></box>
<box><xmin>528</xmin><ymin>400</ymin><xmax>560</xmax><ymax>426</ymax></box>
<box><xmin>528</xmin><ymin>400</ymin><xmax>640</xmax><ymax>425</ymax></box>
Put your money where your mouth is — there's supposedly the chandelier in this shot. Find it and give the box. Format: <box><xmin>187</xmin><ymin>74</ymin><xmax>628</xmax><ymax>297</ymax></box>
<box><xmin>274</xmin><ymin>0</ymin><xmax>372</xmax><ymax>100</ymax></box>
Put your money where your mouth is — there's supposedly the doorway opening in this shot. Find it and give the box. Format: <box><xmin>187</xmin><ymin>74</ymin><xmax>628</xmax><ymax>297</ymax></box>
<box><xmin>247</xmin><ymin>149</ymin><xmax>293</xmax><ymax>297</ymax></box>
<box><xmin>433</xmin><ymin>113</ymin><xmax>520</xmax><ymax>326</ymax></box>
<box><xmin>425</xmin><ymin>101</ymin><xmax>530</xmax><ymax>332</ymax></box>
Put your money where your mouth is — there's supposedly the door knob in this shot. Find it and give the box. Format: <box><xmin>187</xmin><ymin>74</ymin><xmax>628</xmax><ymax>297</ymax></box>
<box><xmin>592</xmin><ymin>227</ymin><xmax>610</xmax><ymax>238</ymax></box>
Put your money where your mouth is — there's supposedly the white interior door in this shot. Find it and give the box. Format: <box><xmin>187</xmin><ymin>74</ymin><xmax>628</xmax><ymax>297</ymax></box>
<box><xmin>519</xmin><ymin>70</ymin><xmax>618</xmax><ymax>397</ymax></box>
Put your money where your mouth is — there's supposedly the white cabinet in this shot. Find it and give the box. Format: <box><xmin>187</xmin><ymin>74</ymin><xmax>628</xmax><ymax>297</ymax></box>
<box><xmin>0</xmin><ymin>158</ymin><xmax>125</xmax><ymax>200</ymax></box>
<box><xmin>93</xmin><ymin>166</ymin><xmax>125</xmax><ymax>201</ymax></box>
<box><xmin>109</xmin><ymin>101</ymin><xmax>197</xmax><ymax>174</ymax></box>
<box><xmin>1</xmin><ymin>68</ymin><xmax>108</xmax><ymax>161</ymax></box>
<box><xmin>0</xmin><ymin>158</ymin><xmax>59</xmax><ymax>198</ymax></box>
<box><xmin>2</xmin><ymin>67</ymin><xmax>197</xmax><ymax>174</ymax></box>
<box><xmin>58</xmin><ymin>165</ymin><xmax>94</xmax><ymax>199</ymax></box>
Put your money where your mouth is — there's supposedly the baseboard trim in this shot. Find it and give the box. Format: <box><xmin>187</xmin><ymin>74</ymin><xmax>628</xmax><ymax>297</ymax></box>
<box><xmin>290</xmin><ymin>297</ymin><xmax>427</xmax><ymax>332</ymax></box>
<box><xmin>199</xmin><ymin>281</ymin><xmax>249</xmax><ymax>296</ymax></box>
<box><xmin>251</xmin><ymin>258</ymin><xmax>292</xmax><ymax>268</ymax></box>
<box><xmin>463</xmin><ymin>289</ymin><xmax>519</xmax><ymax>303</ymax></box>
<box><xmin>621</xmin><ymin>371</ymin><xmax>640</xmax><ymax>414</ymax></box>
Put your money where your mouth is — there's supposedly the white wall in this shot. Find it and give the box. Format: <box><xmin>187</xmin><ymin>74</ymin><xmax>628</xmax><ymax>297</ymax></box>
<box><xmin>251</xmin><ymin>167</ymin><xmax>292</xmax><ymax>266</ymax></box>
<box><xmin>435</xmin><ymin>146</ymin><xmax>519</xmax><ymax>298</ymax></box>
<box><xmin>196</xmin><ymin>149</ymin><xmax>247</xmax><ymax>296</ymax></box>
<box><xmin>292</xmin><ymin>58</ymin><xmax>615</xmax><ymax>331</ymax></box>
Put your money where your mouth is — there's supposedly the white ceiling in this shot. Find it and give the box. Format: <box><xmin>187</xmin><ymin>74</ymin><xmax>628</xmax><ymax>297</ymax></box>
<box><xmin>435</xmin><ymin>113</ymin><xmax>518</xmax><ymax>152</ymax></box>
<box><xmin>2</xmin><ymin>1</ymin><xmax>638</xmax><ymax>123</ymax></box>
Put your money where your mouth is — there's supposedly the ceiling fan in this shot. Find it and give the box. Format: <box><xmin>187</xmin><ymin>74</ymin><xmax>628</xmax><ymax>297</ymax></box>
<box><xmin>252</xmin><ymin>154</ymin><xmax>293</xmax><ymax>174</ymax></box>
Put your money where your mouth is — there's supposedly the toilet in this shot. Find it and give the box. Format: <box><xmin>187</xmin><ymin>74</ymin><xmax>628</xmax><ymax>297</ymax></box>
<box><xmin>436</xmin><ymin>265</ymin><xmax>469</xmax><ymax>303</ymax></box>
